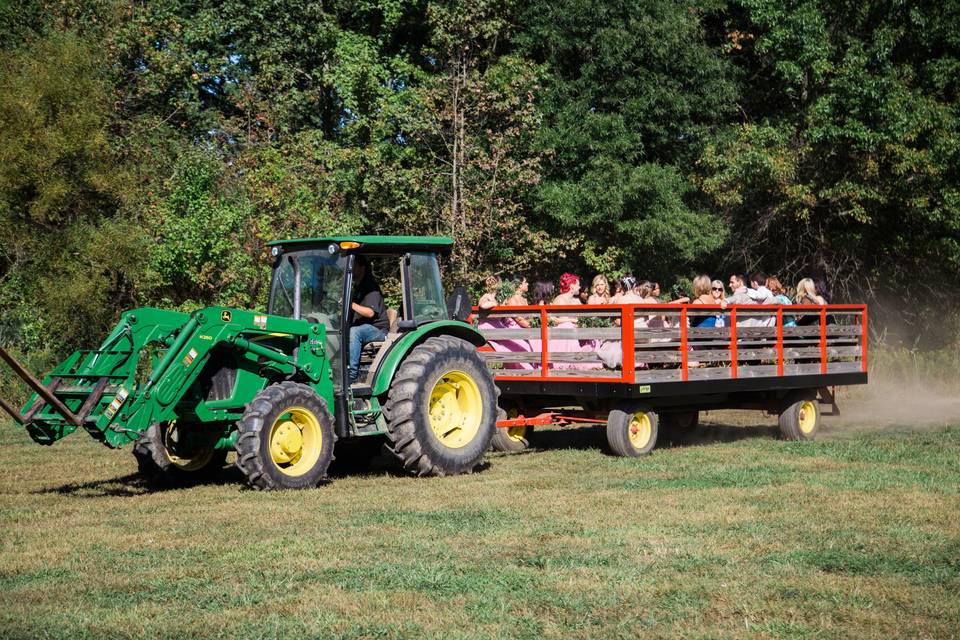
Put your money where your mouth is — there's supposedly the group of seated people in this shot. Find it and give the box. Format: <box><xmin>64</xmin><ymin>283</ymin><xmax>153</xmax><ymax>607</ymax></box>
<box><xmin>476</xmin><ymin>271</ymin><xmax>833</xmax><ymax>370</ymax></box>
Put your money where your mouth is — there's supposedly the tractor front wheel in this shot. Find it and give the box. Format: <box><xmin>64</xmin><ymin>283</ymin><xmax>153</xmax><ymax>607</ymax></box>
<box><xmin>235</xmin><ymin>382</ymin><xmax>336</xmax><ymax>490</ymax></box>
<box><xmin>133</xmin><ymin>421</ymin><xmax>227</xmax><ymax>487</ymax></box>
<box><xmin>382</xmin><ymin>336</ymin><xmax>496</xmax><ymax>476</ymax></box>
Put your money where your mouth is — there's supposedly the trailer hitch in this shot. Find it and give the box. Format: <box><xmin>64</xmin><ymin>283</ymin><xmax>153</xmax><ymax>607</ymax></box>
<box><xmin>0</xmin><ymin>347</ymin><xmax>82</xmax><ymax>427</ymax></box>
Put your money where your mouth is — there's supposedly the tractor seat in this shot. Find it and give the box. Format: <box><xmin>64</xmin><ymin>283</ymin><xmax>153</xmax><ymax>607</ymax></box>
<box><xmin>359</xmin><ymin>308</ymin><xmax>399</xmax><ymax>355</ymax></box>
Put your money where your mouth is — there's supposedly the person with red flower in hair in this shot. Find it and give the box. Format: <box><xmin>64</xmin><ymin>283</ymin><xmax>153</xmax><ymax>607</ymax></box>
<box><xmin>549</xmin><ymin>273</ymin><xmax>600</xmax><ymax>369</ymax></box>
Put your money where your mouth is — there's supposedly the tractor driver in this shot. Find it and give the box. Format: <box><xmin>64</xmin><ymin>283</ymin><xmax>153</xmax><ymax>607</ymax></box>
<box><xmin>348</xmin><ymin>255</ymin><xmax>389</xmax><ymax>383</ymax></box>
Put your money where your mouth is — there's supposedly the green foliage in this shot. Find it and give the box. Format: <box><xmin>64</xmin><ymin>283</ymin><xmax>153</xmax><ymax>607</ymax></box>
<box><xmin>0</xmin><ymin>0</ymin><xmax>958</xmax><ymax>362</ymax></box>
<box><xmin>516</xmin><ymin>0</ymin><xmax>737</xmax><ymax>280</ymax></box>
<box><xmin>0</xmin><ymin>31</ymin><xmax>118</xmax><ymax>225</ymax></box>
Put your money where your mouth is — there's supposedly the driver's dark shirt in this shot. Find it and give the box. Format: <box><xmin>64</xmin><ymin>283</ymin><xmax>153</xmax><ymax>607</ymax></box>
<box><xmin>352</xmin><ymin>277</ymin><xmax>389</xmax><ymax>332</ymax></box>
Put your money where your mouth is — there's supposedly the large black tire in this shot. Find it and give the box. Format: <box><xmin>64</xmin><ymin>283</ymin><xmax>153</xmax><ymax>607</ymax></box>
<box><xmin>382</xmin><ymin>336</ymin><xmax>496</xmax><ymax>476</ymax></box>
<box><xmin>235</xmin><ymin>382</ymin><xmax>336</xmax><ymax>490</ymax></box>
<box><xmin>779</xmin><ymin>392</ymin><xmax>820</xmax><ymax>441</ymax></box>
<box><xmin>490</xmin><ymin>406</ymin><xmax>533</xmax><ymax>453</ymax></box>
<box><xmin>606</xmin><ymin>407</ymin><xmax>659</xmax><ymax>457</ymax></box>
<box><xmin>133</xmin><ymin>421</ymin><xmax>227</xmax><ymax>487</ymax></box>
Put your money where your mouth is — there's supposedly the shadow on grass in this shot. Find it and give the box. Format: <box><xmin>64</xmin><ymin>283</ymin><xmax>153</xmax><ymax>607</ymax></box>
<box><xmin>661</xmin><ymin>423</ymin><xmax>781</xmax><ymax>448</ymax></box>
<box><xmin>328</xmin><ymin>437</ymin><xmax>492</xmax><ymax>479</ymax></box>
<box><xmin>512</xmin><ymin>421</ymin><xmax>781</xmax><ymax>455</ymax></box>
<box><xmin>35</xmin><ymin>466</ymin><xmax>250</xmax><ymax>497</ymax></box>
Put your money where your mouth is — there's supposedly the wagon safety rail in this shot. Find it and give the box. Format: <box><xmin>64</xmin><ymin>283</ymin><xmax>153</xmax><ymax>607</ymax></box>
<box><xmin>473</xmin><ymin>303</ymin><xmax>867</xmax><ymax>385</ymax></box>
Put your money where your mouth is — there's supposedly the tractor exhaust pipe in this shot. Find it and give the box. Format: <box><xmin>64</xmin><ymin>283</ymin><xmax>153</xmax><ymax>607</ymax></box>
<box><xmin>0</xmin><ymin>347</ymin><xmax>82</xmax><ymax>427</ymax></box>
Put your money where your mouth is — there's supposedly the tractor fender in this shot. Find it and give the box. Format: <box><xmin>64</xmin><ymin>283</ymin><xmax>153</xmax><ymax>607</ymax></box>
<box><xmin>370</xmin><ymin>321</ymin><xmax>487</xmax><ymax>396</ymax></box>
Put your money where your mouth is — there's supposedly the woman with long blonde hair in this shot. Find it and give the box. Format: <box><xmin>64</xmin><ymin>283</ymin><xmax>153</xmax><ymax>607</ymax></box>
<box><xmin>588</xmin><ymin>274</ymin><xmax>611</xmax><ymax>304</ymax></box>
<box><xmin>795</xmin><ymin>277</ymin><xmax>826</xmax><ymax>327</ymax></box>
<box><xmin>795</xmin><ymin>278</ymin><xmax>825</xmax><ymax>305</ymax></box>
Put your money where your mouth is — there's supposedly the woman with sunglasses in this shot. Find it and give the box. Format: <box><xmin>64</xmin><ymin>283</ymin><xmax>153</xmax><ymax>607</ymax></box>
<box><xmin>689</xmin><ymin>275</ymin><xmax>726</xmax><ymax>328</ymax></box>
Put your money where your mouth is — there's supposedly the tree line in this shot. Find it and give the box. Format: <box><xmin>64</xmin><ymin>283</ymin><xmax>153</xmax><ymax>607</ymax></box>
<box><xmin>1</xmin><ymin>0</ymin><xmax>958</xmax><ymax>365</ymax></box>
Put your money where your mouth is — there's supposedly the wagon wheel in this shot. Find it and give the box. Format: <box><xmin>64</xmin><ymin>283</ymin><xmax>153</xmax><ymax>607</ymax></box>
<box><xmin>491</xmin><ymin>406</ymin><xmax>533</xmax><ymax>453</ymax></box>
<box><xmin>660</xmin><ymin>411</ymin><xmax>699</xmax><ymax>443</ymax></box>
<box><xmin>606</xmin><ymin>407</ymin><xmax>659</xmax><ymax>457</ymax></box>
<box><xmin>779</xmin><ymin>392</ymin><xmax>820</xmax><ymax>441</ymax></box>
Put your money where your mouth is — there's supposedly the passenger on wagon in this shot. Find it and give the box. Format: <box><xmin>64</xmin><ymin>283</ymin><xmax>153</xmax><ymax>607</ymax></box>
<box><xmin>527</xmin><ymin>281</ymin><xmax>554</xmax><ymax>360</ymax></box>
<box><xmin>726</xmin><ymin>274</ymin><xmax>755</xmax><ymax>305</ymax></box>
<box><xmin>690</xmin><ymin>275</ymin><xmax>724</xmax><ymax>328</ymax></box>
<box><xmin>610</xmin><ymin>278</ymin><xmax>625</xmax><ymax>303</ymax></box>
<box><xmin>727</xmin><ymin>273</ymin><xmax>763</xmax><ymax>327</ymax></box>
<box><xmin>477</xmin><ymin>276</ymin><xmax>534</xmax><ymax>369</ymax></box>
<box><xmin>551</xmin><ymin>273</ymin><xmax>597</xmax><ymax>369</ymax></box>
<box><xmin>766</xmin><ymin>276</ymin><xmax>796</xmax><ymax>327</ymax></box>
<box><xmin>795</xmin><ymin>278</ymin><xmax>826</xmax><ymax>326</ymax></box>
<box><xmin>588</xmin><ymin>275</ymin><xmax>611</xmax><ymax>304</ymax></box>
<box><xmin>747</xmin><ymin>272</ymin><xmax>777</xmax><ymax>304</ymax></box>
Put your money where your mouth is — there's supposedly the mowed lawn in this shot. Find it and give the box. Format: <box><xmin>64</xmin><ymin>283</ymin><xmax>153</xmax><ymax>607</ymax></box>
<box><xmin>0</xmin><ymin>416</ymin><xmax>958</xmax><ymax>639</ymax></box>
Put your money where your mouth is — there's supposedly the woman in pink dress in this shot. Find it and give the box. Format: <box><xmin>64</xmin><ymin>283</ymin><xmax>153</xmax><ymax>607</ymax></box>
<box><xmin>550</xmin><ymin>273</ymin><xmax>600</xmax><ymax>370</ymax></box>
<box><xmin>477</xmin><ymin>276</ymin><xmax>534</xmax><ymax>370</ymax></box>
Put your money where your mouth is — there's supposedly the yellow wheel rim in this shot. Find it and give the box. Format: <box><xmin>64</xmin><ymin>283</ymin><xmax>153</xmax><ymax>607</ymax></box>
<box><xmin>268</xmin><ymin>406</ymin><xmax>323</xmax><ymax>477</ymax></box>
<box><xmin>429</xmin><ymin>370</ymin><xmax>483</xmax><ymax>449</ymax></box>
<box><xmin>628</xmin><ymin>412</ymin><xmax>652</xmax><ymax>450</ymax></box>
<box><xmin>798</xmin><ymin>400</ymin><xmax>817</xmax><ymax>434</ymax></box>
<box><xmin>506</xmin><ymin>425</ymin><xmax>528</xmax><ymax>442</ymax></box>
<box><xmin>163</xmin><ymin>421</ymin><xmax>214</xmax><ymax>471</ymax></box>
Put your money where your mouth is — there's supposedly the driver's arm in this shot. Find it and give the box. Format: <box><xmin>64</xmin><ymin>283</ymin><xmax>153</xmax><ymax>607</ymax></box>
<box><xmin>351</xmin><ymin>302</ymin><xmax>375</xmax><ymax>318</ymax></box>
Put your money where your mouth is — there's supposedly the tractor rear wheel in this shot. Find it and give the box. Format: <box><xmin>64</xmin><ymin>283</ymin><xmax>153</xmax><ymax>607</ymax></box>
<box><xmin>490</xmin><ymin>406</ymin><xmax>533</xmax><ymax>453</ymax></box>
<box><xmin>133</xmin><ymin>421</ymin><xmax>227</xmax><ymax>487</ymax></box>
<box><xmin>779</xmin><ymin>392</ymin><xmax>820</xmax><ymax>441</ymax></box>
<box><xmin>382</xmin><ymin>336</ymin><xmax>496</xmax><ymax>476</ymax></box>
<box><xmin>606</xmin><ymin>407</ymin><xmax>659</xmax><ymax>457</ymax></box>
<box><xmin>235</xmin><ymin>382</ymin><xmax>336</xmax><ymax>490</ymax></box>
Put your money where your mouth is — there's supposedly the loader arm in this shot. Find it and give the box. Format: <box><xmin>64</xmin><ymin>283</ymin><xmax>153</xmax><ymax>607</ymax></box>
<box><xmin>1</xmin><ymin>307</ymin><xmax>325</xmax><ymax>449</ymax></box>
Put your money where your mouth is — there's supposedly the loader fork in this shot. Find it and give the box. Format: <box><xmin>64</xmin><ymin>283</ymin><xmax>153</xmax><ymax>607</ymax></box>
<box><xmin>0</xmin><ymin>348</ymin><xmax>82</xmax><ymax>427</ymax></box>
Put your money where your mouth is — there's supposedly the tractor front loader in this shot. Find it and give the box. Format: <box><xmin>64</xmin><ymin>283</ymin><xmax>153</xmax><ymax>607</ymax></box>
<box><xmin>0</xmin><ymin>236</ymin><xmax>497</xmax><ymax>490</ymax></box>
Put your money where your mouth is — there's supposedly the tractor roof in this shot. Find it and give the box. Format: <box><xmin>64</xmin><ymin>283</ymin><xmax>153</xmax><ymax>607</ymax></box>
<box><xmin>268</xmin><ymin>235</ymin><xmax>454</xmax><ymax>254</ymax></box>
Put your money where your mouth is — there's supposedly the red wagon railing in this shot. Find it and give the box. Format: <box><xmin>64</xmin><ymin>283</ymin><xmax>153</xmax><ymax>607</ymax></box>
<box><xmin>474</xmin><ymin>303</ymin><xmax>867</xmax><ymax>385</ymax></box>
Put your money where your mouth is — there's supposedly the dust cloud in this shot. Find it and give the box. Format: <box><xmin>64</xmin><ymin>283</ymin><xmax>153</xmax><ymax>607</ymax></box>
<box><xmin>822</xmin><ymin>378</ymin><xmax>960</xmax><ymax>435</ymax></box>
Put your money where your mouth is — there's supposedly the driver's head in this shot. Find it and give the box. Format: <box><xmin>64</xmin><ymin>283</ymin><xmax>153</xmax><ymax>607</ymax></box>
<box><xmin>354</xmin><ymin>255</ymin><xmax>371</xmax><ymax>282</ymax></box>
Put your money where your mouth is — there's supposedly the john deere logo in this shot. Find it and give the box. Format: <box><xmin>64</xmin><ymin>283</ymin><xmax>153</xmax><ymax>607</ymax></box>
<box><xmin>220</xmin><ymin>310</ymin><xmax>232</xmax><ymax>322</ymax></box>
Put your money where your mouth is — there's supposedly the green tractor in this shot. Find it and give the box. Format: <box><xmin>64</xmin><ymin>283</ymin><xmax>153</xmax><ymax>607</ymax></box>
<box><xmin>0</xmin><ymin>236</ymin><xmax>497</xmax><ymax>489</ymax></box>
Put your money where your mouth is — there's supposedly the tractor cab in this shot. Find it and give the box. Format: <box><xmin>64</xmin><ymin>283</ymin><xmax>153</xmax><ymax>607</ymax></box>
<box><xmin>266</xmin><ymin>236</ymin><xmax>469</xmax><ymax>392</ymax></box>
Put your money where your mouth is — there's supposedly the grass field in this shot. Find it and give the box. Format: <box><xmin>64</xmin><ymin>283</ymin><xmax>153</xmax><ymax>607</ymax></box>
<box><xmin>0</xmin><ymin>413</ymin><xmax>958</xmax><ymax>639</ymax></box>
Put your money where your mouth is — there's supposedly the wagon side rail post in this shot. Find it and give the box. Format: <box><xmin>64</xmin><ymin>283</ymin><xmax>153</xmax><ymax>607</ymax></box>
<box><xmin>539</xmin><ymin>307</ymin><xmax>549</xmax><ymax>375</ymax></box>
<box><xmin>776</xmin><ymin>307</ymin><xmax>784</xmax><ymax>376</ymax></box>
<box><xmin>860</xmin><ymin>306</ymin><xmax>869</xmax><ymax>373</ymax></box>
<box><xmin>729</xmin><ymin>308</ymin><xmax>738</xmax><ymax>379</ymax></box>
<box><xmin>680</xmin><ymin>307</ymin><xmax>689</xmax><ymax>381</ymax></box>
<box><xmin>819</xmin><ymin>307</ymin><xmax>828</xmax><ymax>374</ymax></box>
<box><xmin>621</xmin><ymin>305</ymin><xmax>635</xmax><ymax>384</ymax></box>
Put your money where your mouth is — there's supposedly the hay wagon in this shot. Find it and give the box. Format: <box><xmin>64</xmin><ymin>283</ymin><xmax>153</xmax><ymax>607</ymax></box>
<box><xmin>477</xmin><ymin>302</ymin><xmax>868</xmax><ymax>455</ymax></box>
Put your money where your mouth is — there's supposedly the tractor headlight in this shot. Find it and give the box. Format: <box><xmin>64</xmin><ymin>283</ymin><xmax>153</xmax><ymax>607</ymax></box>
<box><xmin>328</xmin><ymin>243</ymin><xmax>338</xmax><ymax>255</ymax></box>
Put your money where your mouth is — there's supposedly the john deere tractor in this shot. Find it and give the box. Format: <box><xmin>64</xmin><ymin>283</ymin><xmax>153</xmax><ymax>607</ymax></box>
<box><xmin>0</xmin><ymin>236</ymin><xmax>497</xmax><ymax>489</ymax></box>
